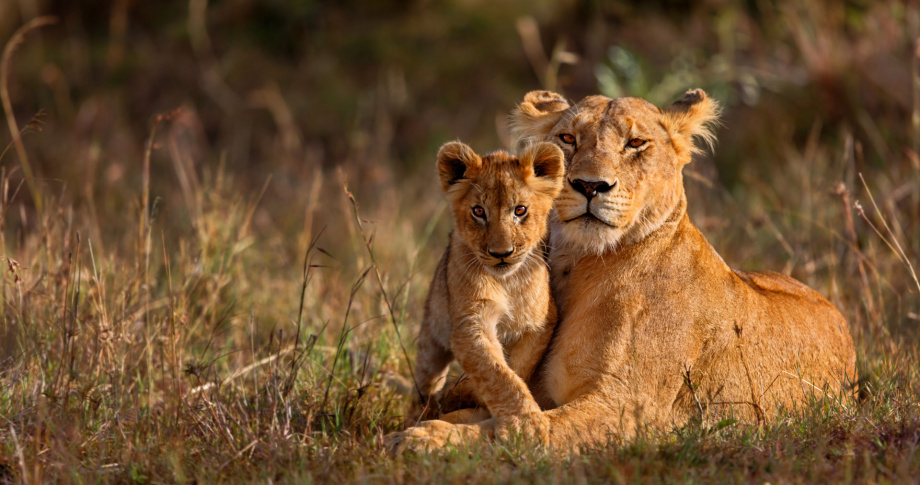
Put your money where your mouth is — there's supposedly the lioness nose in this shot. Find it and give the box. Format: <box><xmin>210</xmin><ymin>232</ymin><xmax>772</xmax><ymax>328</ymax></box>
<box><xmin>488</xmin><ymin>248</ymin><xmax>514</xmax><ymax>259</ymax></box>
<box><xmin>570</xmin><ymin>179</ymin><xmax>615</xmax><ymax>200</ymax></box>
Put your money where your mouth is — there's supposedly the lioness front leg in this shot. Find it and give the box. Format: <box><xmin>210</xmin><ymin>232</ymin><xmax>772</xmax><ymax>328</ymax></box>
<box><xmin>450</xmin><ymin>314</ymin><xmax>548</xmax><ymax>442</ymax></box>
<box><xmin>538</xmin><ymin>393</ymin><xmax>639</xmax><ymax>450</ymax></box>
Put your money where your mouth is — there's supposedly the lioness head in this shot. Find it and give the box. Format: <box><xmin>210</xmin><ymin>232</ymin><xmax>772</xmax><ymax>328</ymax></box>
<box><xmin>437</xmin><ymin>141</ymin><xmax>564</xmax><ymax>277</ymax></box>
<box><xmin>511</xmin><ymin>89</ymin><xmax>720</xmax><ymax>254</ymax></box>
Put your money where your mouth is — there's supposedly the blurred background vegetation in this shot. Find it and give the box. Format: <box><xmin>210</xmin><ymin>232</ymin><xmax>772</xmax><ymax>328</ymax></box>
<box><xmin>1</xmin><ymin>0</ymin><xmax>919</xmax><ymax>481</ymax></box>
<box><xmin>2</xmin><ymin>0</ymin><xmax>915</xmax><ymax>327</ymax></box>
<box><xmin>3</xmin><ymin>1</ymin><xmax>916</xmax><ymax>198</ymax></box>
<box><xmin>1</xmin><ymin>0</ymin><xmax>917</xmax><ymax>239</ymax></box>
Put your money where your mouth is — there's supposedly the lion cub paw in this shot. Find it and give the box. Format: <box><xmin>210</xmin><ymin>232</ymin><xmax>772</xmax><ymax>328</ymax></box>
<box><xmin>385</xmin><ymin>420</ymin><xmax>491</xmax><ymax>456</ymax></box>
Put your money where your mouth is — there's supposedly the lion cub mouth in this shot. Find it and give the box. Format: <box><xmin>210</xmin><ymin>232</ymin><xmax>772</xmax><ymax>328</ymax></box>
<box><xmin>485</xmin><ymin>259</ymin><xmax>523</xmax><ymax>277</ymax></box>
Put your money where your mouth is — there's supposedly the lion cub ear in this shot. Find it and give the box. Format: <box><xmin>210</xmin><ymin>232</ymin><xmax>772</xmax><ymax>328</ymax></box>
<box><xmin>437</xmin><ymin>141</ymin><xmax>481</xmax><ymax>193</ymax></box>
<box><xmin>510</xmin><ymin>91</ymin><xmax>571</xmax><ymax>151</ymax></box>
<box><xmin>661</xmin><ymin>89</ymin><xmax>721</xmax><ymax>163</ymax></box>
<box><xmin>519</xmin><ymin>142</ymin><xmax>565</xmax><ymax>198</ymax></box>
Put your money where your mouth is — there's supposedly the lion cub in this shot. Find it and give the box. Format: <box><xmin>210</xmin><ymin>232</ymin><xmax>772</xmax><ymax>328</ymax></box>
<box><xmin>412</xmin><ymin>141</ymin><xmax>564</xmax><ymax>433</ymax></box>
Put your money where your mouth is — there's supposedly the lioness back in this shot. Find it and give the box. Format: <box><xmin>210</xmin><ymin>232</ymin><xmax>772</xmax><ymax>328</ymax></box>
<box><xmin>410</xmin><ymin>141</ymin><xmax>563</xmax><ymax>433</ymax></box>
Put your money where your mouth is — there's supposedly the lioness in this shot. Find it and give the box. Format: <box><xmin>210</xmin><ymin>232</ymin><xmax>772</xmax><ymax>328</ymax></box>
<box><xmin>408</xmin><ymin>141</ymin><xmax>564</xmax><ymax>438</ymax></box>
<box><xmin>387</xmin><ymin>89</ymin><xmax>856</xmax><ymax>452</ymax></box>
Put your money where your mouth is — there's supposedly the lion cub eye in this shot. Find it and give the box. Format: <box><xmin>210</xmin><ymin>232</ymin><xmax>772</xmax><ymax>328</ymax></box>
<box><xmin>514</xmin><ymin>205</ymin><xmax>527</xmax><ymax>217</ymax></box>
<box><xmin>472</xmin><ymin>206</ymin><xmax>486</xmax><ymax>218</ymax></box>
<box><xmin>559</xmin><ymin>134</ymin><xmax>576</xmax><ymax>145</ymax></box>
<box><xmin>627</xmin><ymin>138</ymin><xmax>646</xmax><ymax>148</ymax></box>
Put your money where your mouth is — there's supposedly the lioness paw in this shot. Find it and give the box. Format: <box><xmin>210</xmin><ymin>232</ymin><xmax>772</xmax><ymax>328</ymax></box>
<box><xmin>495</xmin><ymin>412</ymin><xmax>550</xmax><ymax>445</ymax></box>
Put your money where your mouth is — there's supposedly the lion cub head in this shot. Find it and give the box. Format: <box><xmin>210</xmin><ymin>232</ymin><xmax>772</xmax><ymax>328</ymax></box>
<box><xmin>437</xmin><ymin>141</ymin><xmax>564</xmax><ymax>277</ymax></box>
<box><xmin>511</xmin><ymin>89</ymin><xmax>720</xmax><ymax>254</ymax></box>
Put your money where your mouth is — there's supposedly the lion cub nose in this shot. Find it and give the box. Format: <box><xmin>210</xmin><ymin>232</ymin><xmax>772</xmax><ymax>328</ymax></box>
<box><xmin>488</xmin><ymin>248</ymin><xmax>514</xmax><ymax>259</ymax></box>
<box><xmin>570</xmin><ymin>178</ymin><xmax>616</xmax><ymax>200</ymax></box>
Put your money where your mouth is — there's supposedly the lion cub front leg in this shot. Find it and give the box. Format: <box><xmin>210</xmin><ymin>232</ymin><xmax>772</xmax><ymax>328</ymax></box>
<box><xmin>437</xmin><ymin>315</ymin><xmax>555</xmax><ymax>426</ymax></box>
<box><xmin>495</xmin><ymin>306</ymin><xmax>555</xmax><ymax>438</ymax></box>
<box><xmin>438</xmin><ymin>407</ymin><xmax>492</xmax><ymax>424</ymax></box>
<box><xmin>449</xmin><ymin>307</ymin><xmax>548</xmax><ymax>443</ymax></box>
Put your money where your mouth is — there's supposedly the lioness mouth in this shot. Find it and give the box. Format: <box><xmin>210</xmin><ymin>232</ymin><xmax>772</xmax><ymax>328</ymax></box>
<box><xmin>565</xmin><ymin>212</ymin><xmax>617</xmax><ymax>228</ymax></box>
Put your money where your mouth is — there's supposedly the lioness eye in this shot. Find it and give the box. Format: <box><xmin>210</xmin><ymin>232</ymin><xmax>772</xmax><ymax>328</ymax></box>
<box><xmin>627</xmin><ymin>138</ymin><xmax>645</xmax><ymax>148</ymax></box>
<box><xmin>559</xmin><ymin>134</ymin><xmax>576</xmax><ymax>145</ymax></box>
<box><xmin>472</xmin><ymin>206</ymin><xmax>485</xmax><ymax>218</ymax></box>
<box><xmin>514</xmin><ymin>205</ymin><xmax>527</xmax><ymax>217</ymax></box>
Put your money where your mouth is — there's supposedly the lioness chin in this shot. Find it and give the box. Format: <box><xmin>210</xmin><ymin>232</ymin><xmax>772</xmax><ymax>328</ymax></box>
<box><xmin>389</xmin><ymin>89</ymin><xmax>857</xmax><ymax>453</ymax></box>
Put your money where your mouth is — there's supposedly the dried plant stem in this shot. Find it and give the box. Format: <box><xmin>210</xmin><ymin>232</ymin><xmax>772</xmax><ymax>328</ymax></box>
<box><xmin>344</xmin><ymin>184</ymin><xmax>423</xmax><ymax>401</ymax></box>
<box><xmin>856</xmin><ymin>173</ymin><xmax>920</xmax><ymax>296</ymax></box>
<box><xmin>0</xmin><ymin>16</ymin><xmax>57</xmax><ymax>215</ymax></box>
<box><xmin>190</xmin><ymin>346</ymin><xmax>296</xmax><ymax>396</ymax></box>
<box><xmin>9</xmin><ymin>425</ymin><xmax>27</xmax><ymax>484</ymax></box>
<box><xmin>284</xmin><ymin>229</ymin><xmax>322</xmax><ymax>398</ymax></box>
<box><xmin>141</xmin><ymin>120</ymin><xmax>160</xmax><ymax>405</ymax></box>
<box><xmin>837</xmin><ymin>182</ymin><xmax>879</xmax><ymax>321</ymax></box>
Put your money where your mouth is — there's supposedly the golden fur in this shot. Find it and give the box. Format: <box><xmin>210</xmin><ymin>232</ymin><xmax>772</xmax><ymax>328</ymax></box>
<box><xmin>387</xmin><ymin>89</ymin><xmax>857</xmax><ymax>454</ymax></box>
<box><xmin>396</xmin><ymin>141</ymin><xmax>564</xmax><ymax>443</ymax></box>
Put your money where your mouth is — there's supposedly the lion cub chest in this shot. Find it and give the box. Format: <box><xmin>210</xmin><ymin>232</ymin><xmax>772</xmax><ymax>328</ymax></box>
<box><xmin>490</xmin><ymin>264</ymin><xmax>552</xmax><ymax>346</ymax></box>
<box><xmin>448</xmin><ymin>256</ymin><xmax>551</xmax><ymax>345</ymax></box>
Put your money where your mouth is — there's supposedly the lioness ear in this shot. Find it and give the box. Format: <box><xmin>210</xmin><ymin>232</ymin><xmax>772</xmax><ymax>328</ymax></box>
<box><xmin>519</xmin><ymin>142</ymin><xmax>565</xmax><ymax>198</ymax></box>
<box><xmin>661</xmin><ymin>89</ymin><xmax>721</xmax><ymax>163</ymax></box>
<box><xmin>436</xmin><ymin>141</ymin><xmax>481</xmax><ymax>192</ymax></box>
<box><xmin>510</xmin><ymin>91</ymin><xmax>571</xmax><ymax>152</ymax></box>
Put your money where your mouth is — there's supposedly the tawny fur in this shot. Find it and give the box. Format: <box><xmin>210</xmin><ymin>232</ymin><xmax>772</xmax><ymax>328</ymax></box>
<box><xmin>404</xmin><ymin>141</ymin><xmax>565</xmax><ymax>441</ymax></box>
<box><xmin>388</xmin><ymin>89</ymin><xmax>857</xmax><ymax>454</ymax></box>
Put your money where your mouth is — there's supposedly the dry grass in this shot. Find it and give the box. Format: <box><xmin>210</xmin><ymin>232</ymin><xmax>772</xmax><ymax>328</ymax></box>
<box><xmin>0</xmin><ymin>1</ymin><xmax>919</xmax><ymax>483</ymax></box>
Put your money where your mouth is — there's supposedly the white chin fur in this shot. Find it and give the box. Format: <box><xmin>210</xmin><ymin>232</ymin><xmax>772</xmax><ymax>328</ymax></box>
<box><xmin>551</xmin><ymin>212</ymin><xmax>627</xmax><ymax>255</ymax></box>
